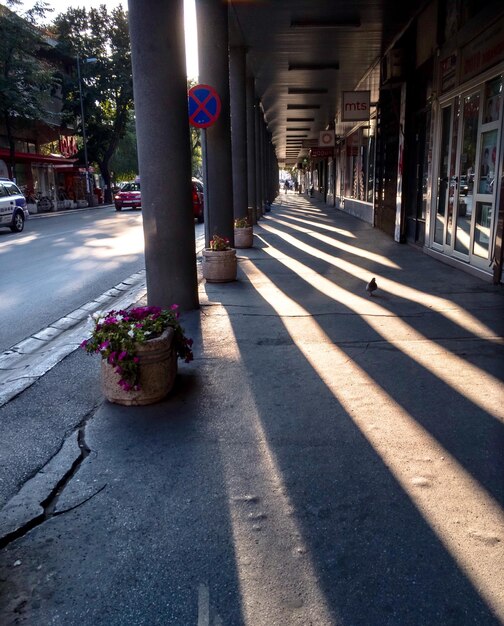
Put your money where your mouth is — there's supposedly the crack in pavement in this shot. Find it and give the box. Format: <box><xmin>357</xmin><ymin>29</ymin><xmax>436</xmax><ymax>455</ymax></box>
<box><xmin>0</xmin><ymin>414</ymin><xmax>102</xmax><ymax>550</ymax></box>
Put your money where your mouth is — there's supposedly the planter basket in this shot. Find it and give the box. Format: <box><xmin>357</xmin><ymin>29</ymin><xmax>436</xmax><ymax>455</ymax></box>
<box><xmin>202</xmin><ymin>248</ymin><xmax>237</xmax><ymax>282</ymax></box>
<box><xmin>101</xmin><ymin>327</ymin><xmax>177</xmax><ymax>406</ymax></box>
<box><xmin>234</xmin><ymin>226</ymin><xmax>253</xmax><ymax>249</ymax></box>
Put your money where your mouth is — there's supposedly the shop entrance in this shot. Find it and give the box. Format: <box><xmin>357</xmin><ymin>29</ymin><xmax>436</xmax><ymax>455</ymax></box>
<box><xmin>432</xmin><ymin>75</ymin><xmax>502</xmax><ymax>272</ymax></box>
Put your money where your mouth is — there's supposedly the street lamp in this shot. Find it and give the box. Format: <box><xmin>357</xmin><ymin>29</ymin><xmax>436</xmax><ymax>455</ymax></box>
<box><xmin>76</xmin><ymin>54</ymin><xmax>97</xmax><ymax>205</ymax></box>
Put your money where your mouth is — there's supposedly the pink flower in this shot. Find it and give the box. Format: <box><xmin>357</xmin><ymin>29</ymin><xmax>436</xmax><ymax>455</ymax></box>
<box><xmin>119</xmin><ymin>379</ymin><xmax>132</xmax><ymax>391</ymax></box>
<box><xmin>118</xmin><ymin>351</ymin><xmax>128</xmax><ymax>361</ymax></box>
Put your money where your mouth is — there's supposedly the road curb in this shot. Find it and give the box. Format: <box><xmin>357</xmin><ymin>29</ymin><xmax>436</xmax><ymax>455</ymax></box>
<box><xmin>0</xmin><ymin>271</ymin><xmax>147</xmax><ymax>407</ymax></box>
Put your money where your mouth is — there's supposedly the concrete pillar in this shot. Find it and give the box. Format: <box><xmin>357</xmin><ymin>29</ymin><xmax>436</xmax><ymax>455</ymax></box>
<box><xmin>196</xmin><ymin>0</ymin><xmax>234</xmax><ymax>246</ymax></box>
<box><xmin>262</xmin><ymin>124</ymin><xmax>270</xmax><ymax>210</ymax></box>
<box><xmin>246</xmin><ymin>74</ymin><xmax>257</xmax><ymax>225</ymax></box>
<box><xmin>255</xmin><ymin>99</ymin><xmax>264</xmax><ymax>218</ymax></box>
<box><xmin>267</xmin><ymin>135</ymin><xmax>277</xmax><ymax>205</ymax></box>
<box><xmin>128</xmin><ymin>0</ymin><xmax>198</xmax><ymax>311</ymax></box>
<box><xmin>229</xmin><ymin>46</ymin><xmax>248</xmax><ymax>221</ymax></box>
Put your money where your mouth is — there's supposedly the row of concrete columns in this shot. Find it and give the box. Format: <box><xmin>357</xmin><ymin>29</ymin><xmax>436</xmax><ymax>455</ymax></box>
<box><xmin>128</xmin><ymin>0</ymin><xmax>278</xmax><ymax>311</ymax></box>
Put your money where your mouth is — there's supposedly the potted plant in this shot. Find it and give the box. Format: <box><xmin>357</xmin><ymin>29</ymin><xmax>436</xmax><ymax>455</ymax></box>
<box><xmin>80</xmin><ymin>305</ymin><xmax>193</xmax><ymax>406</ymax></box>
<box><xmin>201</xmin><ymin>234</ymin><xmax>237</xmax><ymax>283</ymax></box>
<box><xmin>233</xmin><ymin>217</ymin><xmax>253</xmax><ymax>249</ymax></box>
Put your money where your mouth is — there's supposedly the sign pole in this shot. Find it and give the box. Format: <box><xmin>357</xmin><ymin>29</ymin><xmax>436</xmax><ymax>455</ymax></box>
<box><xmin>201</xmin><ymin>128</ymin><xmax>210</xmax><ymax>248</ymax></box>
<box><xmin>188</xmin><ymin>84</ymin><xmax>222</xmax><ymax>249</ymax></box>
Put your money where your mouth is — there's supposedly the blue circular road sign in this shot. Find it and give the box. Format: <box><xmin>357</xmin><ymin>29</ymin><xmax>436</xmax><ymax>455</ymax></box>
<box><xmin>188</xmin><ymin>84</ymin><xmax>222</xmax><ymax>128</ymax></box>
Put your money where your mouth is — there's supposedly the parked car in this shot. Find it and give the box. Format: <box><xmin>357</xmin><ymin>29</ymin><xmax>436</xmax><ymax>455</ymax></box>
<box><xmin>0</xmin><ymin>178</ymin><xmax>29</xmax><ymax>233</ymax></box>
<box><xmin>192</xmin><ymin>178</ymin><xmax>204</xmax><ymax>223</ymax></box>
<box><xmin>114</xmin><ymin>179</ymin><xmax>205</xmax><ymax>222</ymax></box>
<box><xmin>114</xmin><ymin>181</ymin><xmax>142</xmax><ymax>211</ymax></box>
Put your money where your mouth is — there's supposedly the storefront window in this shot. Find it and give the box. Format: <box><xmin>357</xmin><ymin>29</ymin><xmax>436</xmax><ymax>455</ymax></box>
<box><xmin>345</xmin><ymin>126</ymin><xmax>375</xmax><ymax>202</ymax></box>
<box><xmin>483</xmin><ymin>76</ymin><xmax>502</xmax><ymax>124</ymax></box>
<box><xmin>367</xmin><ymin>131</ymin><xmax>375</xmax><ymax>203</ymax></box>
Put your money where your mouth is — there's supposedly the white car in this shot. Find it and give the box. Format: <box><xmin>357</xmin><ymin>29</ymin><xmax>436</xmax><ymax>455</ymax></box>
<box><xmin>0</xmin><ymin>178</ymin><xmax>29</xmax><ymax>233</ymax></box>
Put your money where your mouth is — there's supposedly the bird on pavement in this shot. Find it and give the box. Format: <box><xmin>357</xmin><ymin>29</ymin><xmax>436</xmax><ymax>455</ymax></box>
<box><xmin>366</xmin><ymin>277</ymin><xmax>378</xmax><ymax>296</ymax></box>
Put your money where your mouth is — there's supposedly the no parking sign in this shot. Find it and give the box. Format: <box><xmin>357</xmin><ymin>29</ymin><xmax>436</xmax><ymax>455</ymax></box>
<box><xmin>188</xmin><ymin>84</ymin><xmax>221</xmax><ymax>128</ymax></box>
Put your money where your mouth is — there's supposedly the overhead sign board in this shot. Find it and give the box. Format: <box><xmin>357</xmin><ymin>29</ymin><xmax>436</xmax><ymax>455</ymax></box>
<box><xmin>188</xmin><ymin>84</ymin><xmax>221</xmax><ymax>128</ymax></box>
<box><xmin>310</xmin><ymin>147</ymin><xmax>334</xmax><ymax>158</ymax></box>
<box><xmin>341</xmin><ymin>90</ymin><xmax>370</xmax><ymax>122</ymax></box>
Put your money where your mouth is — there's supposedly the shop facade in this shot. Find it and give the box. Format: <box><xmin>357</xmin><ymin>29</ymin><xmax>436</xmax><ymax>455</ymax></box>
<box><xmin>0</xmin><ymin>128</ymin><xmax>106</xmax><ymax>212</ymax></box>
<box><xmin>320</xmin><ymin>2</ymin><xmax>504</xmax><ymax>283</ymax></box>
<box><xmin>426</xmin><ymin>14</ymin><xmax>504</xmax><ymax>282</ymax></box>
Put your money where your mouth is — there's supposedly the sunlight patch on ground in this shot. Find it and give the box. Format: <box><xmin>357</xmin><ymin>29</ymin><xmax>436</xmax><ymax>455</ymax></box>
<box><xmin>200</xmin><ymin>306</ymin><xmax>335</xmax><ymax>625</ymax></box>
<box><xmin>0</xmin><ymin>234</ymin><xmax>37</xmax><ymax>251</ymax></box>
<box><xmin>259</xmin><ymin>221</ymin><xmax>502</xmax><ymax>348</ymax></box>
<box><xmin>266</xmin><ymin>215</ymin><xmax>399</xmax><ymax>268</ymax></box>
<box><xmin>63</xmin><ymin>230</ymin><xmax>144</xmax><ymax>261</ymax></box>
<box><xmin>0</xmin><ymin>294</ymin><xmax>19</xmax><ymax>315</ymax></box>
<box><xmin>241</xmin><ymin>259</ymin><xmax>504</xmax><ymax>622</ymax></box>
<box><xmin>273</xmin><ymin>212</ymin><xmax>357</xmax><ymax>238</ymax></box>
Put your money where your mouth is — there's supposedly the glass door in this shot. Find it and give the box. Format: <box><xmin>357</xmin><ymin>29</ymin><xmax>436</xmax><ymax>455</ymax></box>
<box><xmin>434</xmin><ymin>105</ymin><xmax>452</xmax><ymax>245</ymax></box>
<box><xmin>432</xmin><ymin>74</ymin><xmax>502</xmax><ymax>269</ymax></box>
<box><xmin>453</xmin><ymin>91</ymin><xmax>480</xmax><ymax>258</ymax></box>
<box><xmin>472</xmin><ymin>76</ymin><xmax>502</xmax><ymax>266</ymax></box>
<box><xmin>434</xmin><ymin>100</ymin><xmax>459</xmax><ymax>249</ymax></box>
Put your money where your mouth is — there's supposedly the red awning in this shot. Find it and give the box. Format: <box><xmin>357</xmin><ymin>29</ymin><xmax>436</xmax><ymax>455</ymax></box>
<box><xmin>0</xmin><ymin>148</ymin><xmax>78</xmax><ymax>165</ymax></box>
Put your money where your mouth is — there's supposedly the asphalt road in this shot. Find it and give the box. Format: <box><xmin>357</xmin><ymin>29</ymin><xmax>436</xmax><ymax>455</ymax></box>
<box><xmin>0</xmin><ymin>206</ymin><xmax>146</xmax><ymax>353</ymax></box>
<box><xmin>0</xmin><ymin>205</ymin><xmax>204</xmax><ymax>510</ymax></box>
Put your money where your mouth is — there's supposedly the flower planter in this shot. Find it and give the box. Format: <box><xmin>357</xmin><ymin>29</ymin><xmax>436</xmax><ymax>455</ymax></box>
<box><xmin>101</xmin><ymin>327</ymin><xmax>177</xmax><ymax>406</ymax></box>
<box><xmin>234</xmin><ymin>226</ymin><xmax>253</xmax><ymax>249</ymax></box>
<box><xmin>202</xmin><ymin>248</ymin><xmax>237</xmax><ymax>282</ymax></box>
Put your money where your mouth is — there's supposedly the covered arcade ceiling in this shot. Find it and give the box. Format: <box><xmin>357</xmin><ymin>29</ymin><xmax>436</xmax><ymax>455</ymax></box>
<box><xmin>228</xmin><ymin>0</ymin><xmax>427</xmax><ymax>166</ymax></box>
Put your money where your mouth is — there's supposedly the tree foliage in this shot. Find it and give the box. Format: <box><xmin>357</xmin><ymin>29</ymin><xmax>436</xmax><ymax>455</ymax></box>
<box><xmin>0</xmin><ymin>0</ymin><xmax>58</xmax><ymax>179</ymax></box>
<box><xmin>53</xmin><ymin>4</ymin><xmax>134</xmax><ymax>203</ymax></box>
<box><xmin>109</xmin><ymin>110</ymin><xmax>138</xmax><ymax>183</ymax></box>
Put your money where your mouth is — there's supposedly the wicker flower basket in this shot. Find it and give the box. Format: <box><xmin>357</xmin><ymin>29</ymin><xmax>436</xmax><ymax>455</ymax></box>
<box><xmin>101</xmin><ymin>328</ymin><xmax>177</xmax><ymax>406</ymax></box>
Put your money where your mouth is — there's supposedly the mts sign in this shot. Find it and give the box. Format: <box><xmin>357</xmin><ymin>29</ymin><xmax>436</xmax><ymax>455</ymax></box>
<box><xmin>342</xmin><ymin>91</ymin><xmax>370</xmax><ymax>121</ymax></box>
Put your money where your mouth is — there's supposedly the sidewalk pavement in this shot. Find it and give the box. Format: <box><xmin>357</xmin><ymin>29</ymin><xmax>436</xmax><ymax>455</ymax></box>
<box><xmin>1</xmin><ymin>192</ymin><xmax>503</xmax><ymax>625</ymax></box>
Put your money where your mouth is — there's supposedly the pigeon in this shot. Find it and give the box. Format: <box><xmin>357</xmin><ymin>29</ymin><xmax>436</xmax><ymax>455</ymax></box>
<box><xmin>366</xmin><ymin>277</ymin><xmax>378</xmax><ymax>296</ymax></box>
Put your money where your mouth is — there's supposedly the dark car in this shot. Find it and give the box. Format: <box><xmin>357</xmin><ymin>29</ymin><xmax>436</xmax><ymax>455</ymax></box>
<box><xmin>114</xmin><ymin>182</ymin><xmax>141</xmax><ymax>211</ymax></box>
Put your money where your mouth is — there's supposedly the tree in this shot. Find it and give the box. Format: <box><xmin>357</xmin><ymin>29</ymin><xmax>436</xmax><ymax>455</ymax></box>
<box><xmin>53</xmin><ymin>5</ymin><xmax>134</xmax><ymax>203</ymax></box>
<box><xmin>0</xmin><ymin>0</ymin><xmax>58</xmax><ymax>180</ymax></box>
<box><xmin>109</xmin><ymin>110</ymin><xmax>138</xmax><ymax>183</ymax></box>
